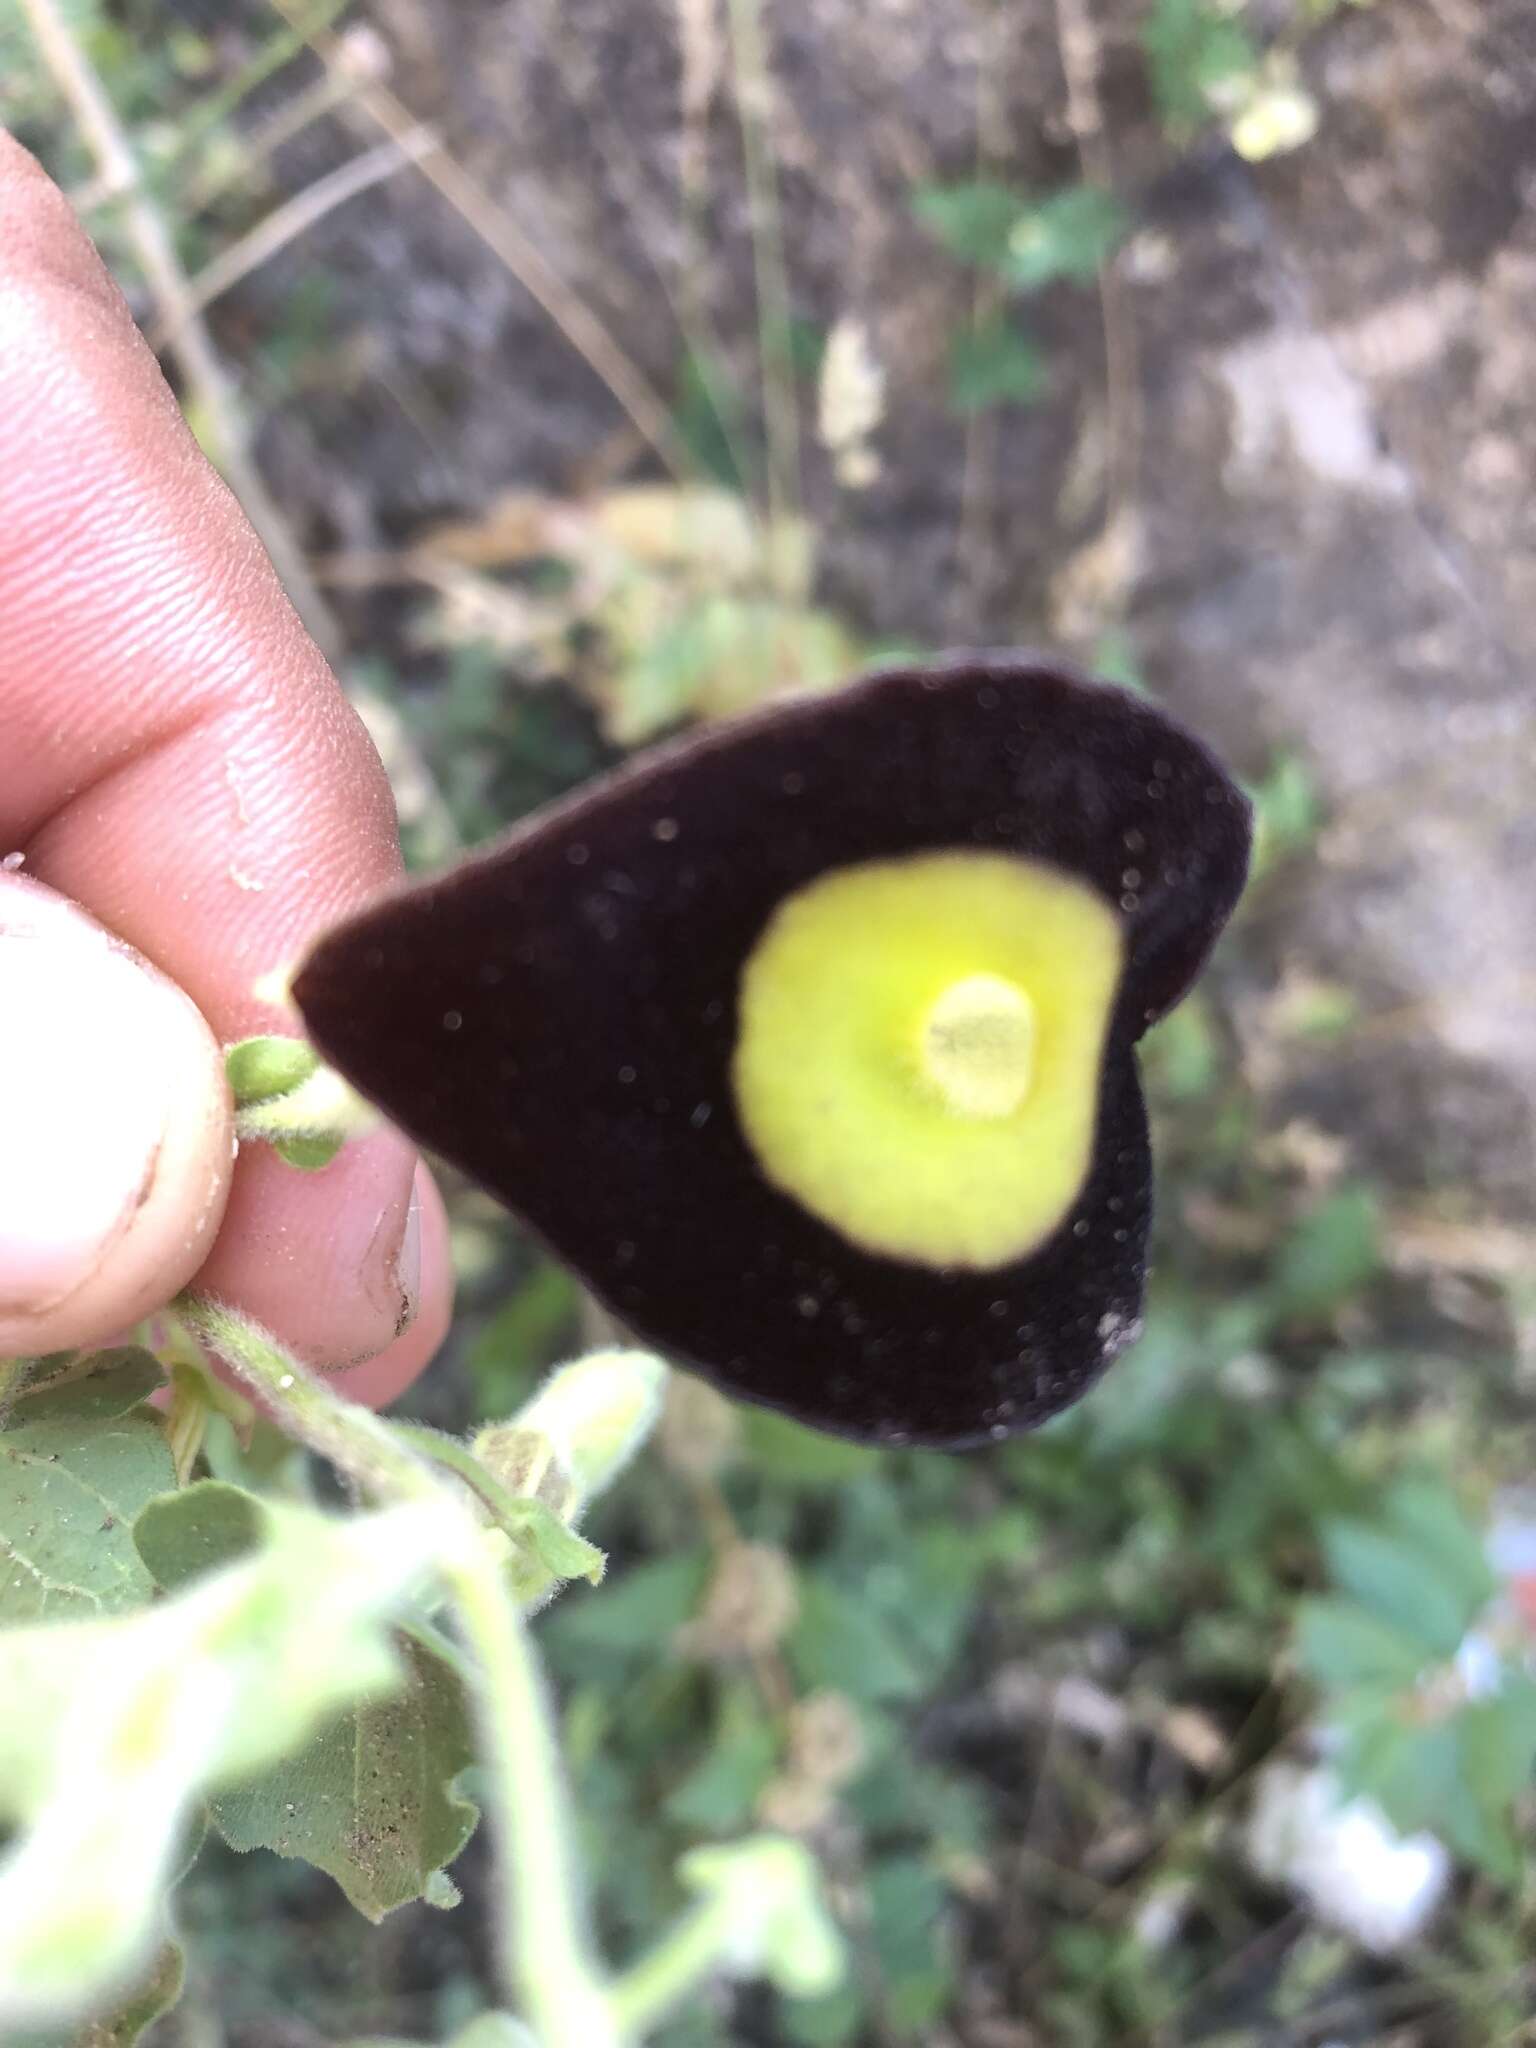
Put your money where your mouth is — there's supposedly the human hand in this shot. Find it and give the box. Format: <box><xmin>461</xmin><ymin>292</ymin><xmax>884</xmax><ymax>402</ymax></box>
<box><xmin>0</xmin><ymin>132</ymin><xmax>452</xmax><ymax>1404</ymax></box>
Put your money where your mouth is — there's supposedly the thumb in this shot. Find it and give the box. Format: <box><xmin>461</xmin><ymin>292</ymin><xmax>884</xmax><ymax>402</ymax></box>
<box><xmin>0</xmin><ymin>874</ymin><xmax>233</xmax><ymax>1356</ymax></box>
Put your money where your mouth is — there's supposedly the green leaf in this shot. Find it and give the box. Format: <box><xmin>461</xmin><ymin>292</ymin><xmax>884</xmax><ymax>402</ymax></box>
<box><xmin>211</xmin><ymin>1630</ymin><xmax>479</xmax><ymax>1920</ymax></box>
<box><xmin>911</xmin><ymin>179</ymin><xmax>1023</xmax><ymax>267</ymax></box>
<box><xmin>783</xmin><ymin>1979</ymin><xmax>865</xmax><ymax>2048</ymax></box>
<box><xmin>231</xmin><ymin>1058</ymin><xmax>376</xmax><ymax>1163</ymax></box>
<box><xmin>467</xmin><ymin>1261</ymin><xmax>580</xmax><ymax>1420</ymax></box>
<box><xmin>1271</xmin><ymin>1186</ymin><xmax>1382</xmax><ymax>1324</ymax></box>
<box><xmin>1249</xmin><ymin>752</ymin><xmax>1322</xmax><ymax>876</ymax></box>
<box><xmin>1435</xmin><ymin>1789</ymin><xmax>1523</xmax><ymax>1888</ymax></box>
<box><xmin>9</xmin><ymin>1350</ymin><xmax>158</xmax><ymax>1414</ymax></box>
<box><xmin>610</xmin><ymin>595</ymin><xmax>855</xmax><ymax>745</ymax></box>
<box><xmin>768</xmin><ymin>312</ymin><xmax>828</xmax><ymax>381</ymax></box>
<box><xmin>0</xmin><ymin>1351</ymin><xmax>173</xmax><ymax>1621</ymax></box>
<box><xmin>1296</xmin><ymin>1597</ymin><xmax>1431</xmax><ymax>1692</ymax></box>
<box><xmin>0</xmin><ymin>1499</ymin><xmax>447</xmax><ymax>2028</ymax></box>
<box><xmin>788</xmin><ymin>1576</ymin><xmax>924</xmax><ymax>1703</ymax></box>
<box><xmin>868</xmin><ymin>1857</ymin><xmax>955</xmax><ymax>2033</ymax></box>
<box><xmin>1002</xmin><ymin>184</ymin><xmax>1128</xmax><ymax>289</ymax></box>
<box><xmin>1329</xmin><ymin>1709</ymin><xmax>1444</xmax><ymax>1837</ymax></box>
<box><xmin>134</xmin><ymin>1478</ymin><xmax>266</xmax><ymax>1587</ymax></box>
<box><xmin>676</xmin><ymin>1836</ymin><xmax>844</xmax><ymax>2000</ymax></box>
<box><xmin>782</xmin><ymin>1982</ymin><xmax>868</xmax><ymax>2048</ymax></box>
<box><xmin>135</xmin><ymin>1480</ymin><xmax>479</xmax><ymax>1919</ymax></box>
<box><xmin>1091</xmin><ymin>625</ymin><xmax>1151</xmax><ymax>698</ymax></box>
<box><xmin>1142</xmin><ymin>0</ymin><xmax>1259</xmax><ymax>135</ymax></box>
<box><xmin>1433</xmin><ymin>1682</ymin><xmax>1536</xmax><ymax>1883</ymax></box>
<box><xmin>947</xmin><ymin>318</ymin><xmax>1047</xmax><ymax>413</ymax></box>
<box><xmin>1378</xmin><ymin>1480</ymin><xmax>1497</xmax><ymax>1618</ymax></box>
<box><xmin>1142</xmin><ymin>993</ymin><xmax>1221</xmax><ymax>1102</ymax></box>
<box><xmin>742</xmin><ymin>1409</ymin><xmax>880</xmax><ymax>1489</ymax></box>
<box><xmin>1321</xmin><ymin>1480</ymin><xmax>1494</xmax><ymax>1660</ymax></box>
<box><xmin>672</xmin><ymin>346</ymin><xmax>753</xmax><ymax>490</ymax></box>
<box><xmin>392</xmin><ymin>1423</ymin><xmax>605</xmax><ymax>1598</ymax></box>
<box><xmin>665</xmin><ymin>1680</ymin><xmax>780</xmax><ymax>1832</ymax></box>
<box><xmin>225</xmin><ymin>1035</ymin><xmax>319</xmax><ymax>1106</ymax></box>
<box><xmin>1323</xmin><ymin>1525</ymin><xmax>1469</xmax><ymax>1660</ymax></box>
<box><xmin>547</xmin><ymin>1550</ymin><xmax>712</xmax><ymax>1662</ymax></box>
<box><xmin>1459</xmin><ymin>1673</ymin><xmax>1536</xmax><ymax>1812</ymax></box>
<box><xmin>502</xmin><ymin>1495</ymin><xmax>605</xmax><ymax>1593</ymax></box>
<box><xmin>14</xmin><ymin>1941</ymin><xmax>185</xmax><ymax>2048</ymax></box>
<box><xmin>273</xmin><ymin>1131</ymin><xmax>345</xmax><ymax>1171</ymax></box>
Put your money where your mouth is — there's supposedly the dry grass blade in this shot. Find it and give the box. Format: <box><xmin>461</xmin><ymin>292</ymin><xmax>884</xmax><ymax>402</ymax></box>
<box><xmin>182</xmin><ymin>34</ymin><xmax>392</xmax><ymax>218</ymax></box>
<box><xmin>266</xmin><ymin>0</ymin><xmax>694</xmax><ymax>484</ymax></box>
<box><xmin>155</xmin><ymin>128</ymin><xmax>436</xmax><ymax>348</ymax></box>
<box><xmin>17</xmin><ymin>0</ymin><xmax>347</xmax><ymax>666</ymax></box>
<box><xmin>724</xmin><ymin>0</ymin><xmax>804</xmax><ymax>572</ymax></box>
<box><xmin>1051</xmin><ymin>0</ymin><xmax>1141</xmax><ymax>541</ymax></box>
<box><xmin>952</xmin><ymin>12</ymin><xmax>1010</xmax><ymax>632</ymax></box>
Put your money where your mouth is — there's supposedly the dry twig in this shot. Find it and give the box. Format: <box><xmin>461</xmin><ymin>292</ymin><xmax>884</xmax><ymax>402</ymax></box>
<box><xmin>1051</xmin><ymin>0</ymin><xmax>1141</xmax><ymax>539</ymax></box>
<box><xmin>725</xmin><ymin>0</ymin><xmax>804</xmax><ymax>573</ymax></box>
<box><xmin>952</xmin><ymin>8</ymin><xmax>1012</xmax><ymax>633</ymax></box>
<box><xmin>269</xmin><ymin>0</ymin><xmax>693</xmax><ymax>484</ymax></box>
<box><xmin>154</xmin><ymin>127</ymin><xmax>436</xmax><ymax>348</ymax></box>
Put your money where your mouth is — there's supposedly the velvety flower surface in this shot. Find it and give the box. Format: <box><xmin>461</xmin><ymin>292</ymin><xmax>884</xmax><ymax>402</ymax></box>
<box><xmin>295</xmin><ymin>655</ymin><xmax>1251</xmax><ymax>1447</ymax></box>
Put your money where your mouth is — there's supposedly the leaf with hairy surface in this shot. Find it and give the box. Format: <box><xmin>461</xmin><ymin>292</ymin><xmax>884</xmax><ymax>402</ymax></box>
<box><xmin>0</xmin><ymin>1351</ymin><xmax>171</xmax><ymax>1622</ymax></box>
<box><xmin>136</xmin><ymin>1478</ymin><xmax>479</xmax><ymax>1919</ymax></box>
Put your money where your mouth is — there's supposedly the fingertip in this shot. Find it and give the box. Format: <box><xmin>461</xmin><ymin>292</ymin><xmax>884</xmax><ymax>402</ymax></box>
<box><xmin>192</xmin><ymin>1117</ymin><xmax>431</xmax><ymax>1368</ymax></box>
<box><xmin>329</xmin><ymin>1164</ymin><xmax>455</xmax><ymax>1409</ymax></box>
<box><xmin>0</xmin><ymin>876</ymin><xmax>233</xmax><ymax>1354</ymax></box>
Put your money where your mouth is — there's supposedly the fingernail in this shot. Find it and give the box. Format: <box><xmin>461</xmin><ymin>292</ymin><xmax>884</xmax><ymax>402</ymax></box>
<box><xmin>361</xmin><ymin>1162</ymin><xmax>424</xmax><ymax>1344</ymax></box>
<box><xmin>0</xmin><ymin>930</ymin><xmax>172</xmax><ymax>1314</ymax></box>
<box><xmin>395</xmin><ymin>1175</ymin><xmax>423</xmax><ymax>1334</ymax></box>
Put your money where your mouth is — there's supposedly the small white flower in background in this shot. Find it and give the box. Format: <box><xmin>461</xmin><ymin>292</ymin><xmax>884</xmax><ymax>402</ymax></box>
<box><xmin>1132</xmin><ymin>1876</ymin><xmax>1196</xmax><ymax>1952</ymax></box>
<box><xmin>1486</xmin><ymin>1493</ymin><xmax>1536</xmax><ymax>1594</ymax></box>
<box><xmin>333</xmin><ymin>23</ymin><xmax>393</xmax><ymax>84</ymax></box>
<box><xmin>1228</xmin><ymin>57</ymin><xmax>1321</xmax><ymax>164</ymax></box>
<box><xmin>1453</xmin><ymin>1628</ymin><xmax>1505</xmax><ymax>1703</ymax></box>
<box><xmin>818</xmin><ymin>317</ymin><xmax>886</xmax><ymax>490</ymax></box>
<box><xmin>1231</xmin><ymin>85</ymin><xmax>1320</xmax><ymax>162</ymax></box>
<box><xmin>1245</xmin><ymin>1760</ymin><xmax>1450</xmax><ymax>1954</ymax></box>
<box><xmin>1468</xmin><ymin>1492</ymin><xmax>1536</xmax><ymax>1665</ymax></box>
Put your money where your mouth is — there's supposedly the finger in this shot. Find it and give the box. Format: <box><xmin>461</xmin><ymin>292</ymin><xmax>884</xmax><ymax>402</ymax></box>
<box><xmin>0</xmin><ymin>133</ymin><xmax>451</xmax><ymax>1368</ymax></box>
<box><xmin>0</xmin><ymin>875</ymin><xmax>233</xmax><ymax>1356</ymax></box>
<box><xmin>329</xmin><ymin>1166</ymin><xmax>454</xmax><ymax>1410</ymax></box>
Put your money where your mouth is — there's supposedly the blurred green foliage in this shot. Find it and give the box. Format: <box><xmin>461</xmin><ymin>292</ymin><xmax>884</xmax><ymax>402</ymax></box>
<box><xmin>913</xmin><ymin>178</ymin><xmax>1127</xmax><ymax>416</ymax></box>
<box><xmin>5</xmin><ymin>1</ymin><xmax>1533</xmax><ymax>2041</ymax></box>
<box><xmin>1142</xmin><ymin>0</ymin><xmax>1261</xmax><ymax>137</ymax></box>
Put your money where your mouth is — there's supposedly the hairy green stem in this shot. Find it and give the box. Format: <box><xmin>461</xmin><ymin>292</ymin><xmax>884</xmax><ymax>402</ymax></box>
<box><xmin>389</xmin><ymin>1420</ymin><xmax>549</xmax><ymax>1525</ymax></box>
<box><xmin>606</xmin><ymin>1896</ymin><xmax>738</xmax><ymax>2038</ymax></box>
<box><xmin>175</xmin><ymin>1294</ymin><xmax>620</xmax><ymax>2045</ymax></box>
<box><xmin>174</xmin><ymin>1296</ymin><xmax>436</xmax><ymax>1503</ymax></box>
<box><xmin>446</xmin><ymin>1537</ymin><xmax>621</xmax><ymax>2046</ymax></box>
<box><xmin>233</xmin><ymin>1065</ymin><xmax>378</xmax><ymax>1148</ymax></box>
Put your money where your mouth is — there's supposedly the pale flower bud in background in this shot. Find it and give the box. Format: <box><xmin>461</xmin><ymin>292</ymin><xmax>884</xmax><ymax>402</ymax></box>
<box><xmin>817</xmin><ymin>317</ymin><xmax>886</xmax><ymax>490</ymax></box>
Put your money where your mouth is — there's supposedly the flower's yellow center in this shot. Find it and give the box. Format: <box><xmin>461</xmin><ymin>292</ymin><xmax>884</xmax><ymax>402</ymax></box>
<box><xmin>731</xmin><ymin>851</ymin><xmax>1125</xmax><ymax>1271</ymax></box>
<box><xmin>918</xmin><ymin>972</ymin><xmax>1037</xmax><ymax>1120</ymax></box>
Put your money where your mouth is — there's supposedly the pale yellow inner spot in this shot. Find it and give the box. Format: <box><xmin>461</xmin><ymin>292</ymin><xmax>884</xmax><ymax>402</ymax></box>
<box><xmin>731</xmin><ymin>850</ymin><xmax>1126</xmax><ymax>1270</ymax></box>
<box><xmin>919</xmin><ymin>972</ymin><xmax>1037</xmax><ymax>1119</ymax></box>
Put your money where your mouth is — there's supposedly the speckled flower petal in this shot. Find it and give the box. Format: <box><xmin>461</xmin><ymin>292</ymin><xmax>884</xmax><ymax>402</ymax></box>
<box><xmin>295</xmin><ymin>655</ymin><xmax>1250</xmax><ymax>1446</ymax></box>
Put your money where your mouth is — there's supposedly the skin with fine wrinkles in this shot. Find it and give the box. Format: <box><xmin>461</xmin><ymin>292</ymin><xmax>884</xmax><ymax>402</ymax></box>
<box><xmin>0</xmin><ymin>131</ymin><xmax>450</xmax><ymax>1390</ymax></box>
